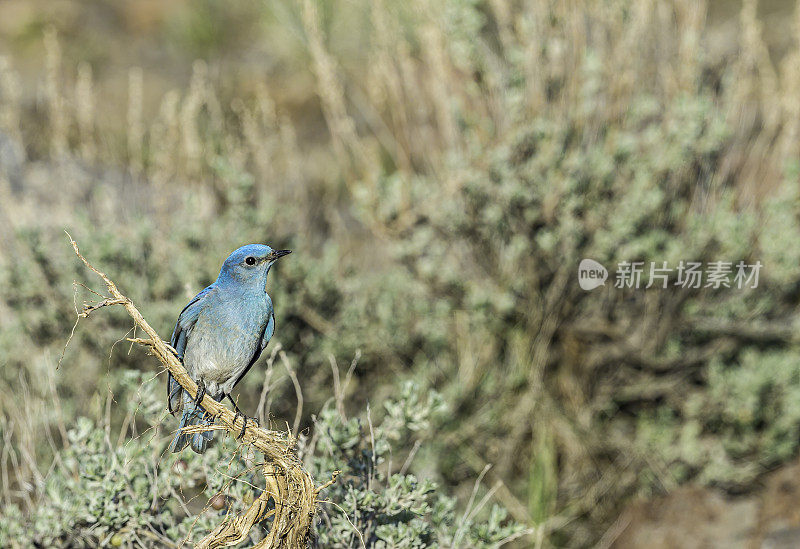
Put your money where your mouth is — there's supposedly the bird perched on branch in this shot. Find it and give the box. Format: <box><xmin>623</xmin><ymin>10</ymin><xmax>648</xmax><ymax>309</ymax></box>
<box><xmin>168</xmin><ymin>244</ymin><xmax>291</xmax><ymax>453</ymax></box>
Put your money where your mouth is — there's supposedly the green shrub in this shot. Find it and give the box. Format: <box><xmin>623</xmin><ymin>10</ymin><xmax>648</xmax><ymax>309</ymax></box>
<box><xmin>0</xmin><ymin>375</ymin><xmax>522</xmax><ymax>548</ymax></box>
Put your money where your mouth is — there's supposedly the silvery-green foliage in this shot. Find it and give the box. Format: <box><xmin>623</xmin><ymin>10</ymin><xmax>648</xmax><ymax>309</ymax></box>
<box><xmin>637</xmin><ymin>349</ymin><xmax>800</xmax><ymax>489</ymax></box>
<box><xmin>0</xmin><ymin>376</ymin><xmax>520</xmax><ymax>548</ymax></box>
<box><xmin>308</xmin><ymin>381</ymin><xmax>522</xmax><ymax>548</ymax></box>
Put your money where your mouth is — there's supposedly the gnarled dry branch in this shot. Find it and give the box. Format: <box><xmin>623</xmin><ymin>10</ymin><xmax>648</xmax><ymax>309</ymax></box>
<box><xmin>68</xmin><ymin>234</ymin><xmax>334</xmax><ymax>548</ymax></box>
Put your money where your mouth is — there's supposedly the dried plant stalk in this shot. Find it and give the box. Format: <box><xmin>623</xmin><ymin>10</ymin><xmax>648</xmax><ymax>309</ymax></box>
<box><xmin>68</xmin><ymin>234</ymin><xmax>331</xmax><ymax>548</ymax></box>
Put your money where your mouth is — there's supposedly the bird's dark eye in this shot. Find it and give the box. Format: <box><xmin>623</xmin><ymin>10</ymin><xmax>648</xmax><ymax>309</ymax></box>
<box><xmin>245</xmin><ymin>256</ymin><xmax>256</xmax><ymax>266</ymax></box>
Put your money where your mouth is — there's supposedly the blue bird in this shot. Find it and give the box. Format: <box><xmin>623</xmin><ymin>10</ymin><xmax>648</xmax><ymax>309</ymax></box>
<box><xmin>168</xmin><ymin>244</ymin><xmax>291</xmax><ymax>453</ymax></box>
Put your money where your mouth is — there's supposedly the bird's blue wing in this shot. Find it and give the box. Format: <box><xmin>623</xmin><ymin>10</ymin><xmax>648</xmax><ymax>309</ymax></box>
<box><xmin>262</xmin><ymin>310</ymin><xmax>276</xmax><ymax>350</ymax></box>
<box><xmin>167</xmin><ymin>285</ymin><xmax>214</xmax><ymax>414</ymax></box>
<box><xmin>230</xmin><ymin>310</ymin><xmax>275</xmax><ymax>392</ymax></box>
<box><xmin>170</xmin><ymin>285</ymin><xmax>214</xmax><ymax>357</ymax></box>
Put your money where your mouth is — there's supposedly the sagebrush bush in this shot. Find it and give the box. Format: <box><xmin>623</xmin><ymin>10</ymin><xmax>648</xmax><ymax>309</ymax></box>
<box><xmin>0</xmin><ymin>374</ymin><xmax>522</xmax><ymax>548</ymax></box>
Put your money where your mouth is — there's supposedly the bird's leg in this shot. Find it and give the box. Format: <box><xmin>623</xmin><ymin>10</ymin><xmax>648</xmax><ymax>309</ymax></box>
<box><xmin>194</xmin><ymin>379</ymin><xmax>206</xmax><ymax>408</ymax></box>
<box><xmin>228</xmin><ymin>395</ymin><xmax>248</xmax><ymax>439</ymax></box>
<box><xmin>227</xmin><ymin>394</ymin><xmax>244</xmax><ymax>416</ymax></box>
<box><xmin>227</xmin><ymin>395</ymin><xmax>256</xmax><ymax>439</ymax></box>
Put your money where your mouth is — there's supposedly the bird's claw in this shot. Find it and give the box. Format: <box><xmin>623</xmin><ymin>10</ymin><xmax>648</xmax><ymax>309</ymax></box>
<box><xmin>233</xmin><ymin>411</ymin><xmax>259</xmax><ymax>440</ymax></box>
<box><xmin>194</xmin><ymin>380</ymin><xmax>206</xmax><ymax>407</ymax></box>
<box><xmin>234</xmin><ymin>410</ymin><xmax>247</xmax><ymax>439</ymax></box>
<box><xmin>226</xmin><ymin>395</ymin><xmax>258</xmax><ymax>440</ymax></box>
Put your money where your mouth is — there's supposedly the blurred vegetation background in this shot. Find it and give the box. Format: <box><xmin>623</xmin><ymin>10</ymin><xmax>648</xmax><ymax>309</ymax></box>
<box><xmin>2</xmin><ymin>0</ymin><xmax>800</xmax><ymax>547</ymax></box>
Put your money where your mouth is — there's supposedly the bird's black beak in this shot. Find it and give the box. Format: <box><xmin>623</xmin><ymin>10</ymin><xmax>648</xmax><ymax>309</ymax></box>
<box><xmin>268</xmin><ymin>249</ymin><xmax>292</xmax><ymax>261</ymax></box>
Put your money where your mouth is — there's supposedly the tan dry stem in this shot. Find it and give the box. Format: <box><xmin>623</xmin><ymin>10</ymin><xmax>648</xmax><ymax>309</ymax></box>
<box><xmin>68</xmin><ymin>234</ymin><xmax>336</xmax><ymax>548</ymax></box>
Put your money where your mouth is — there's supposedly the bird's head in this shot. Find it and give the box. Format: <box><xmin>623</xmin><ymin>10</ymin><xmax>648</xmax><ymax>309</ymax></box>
<box><xmin>218</xmin><ymin>244</ymin><xmax>291</xmax><ymax>290</ymax></box>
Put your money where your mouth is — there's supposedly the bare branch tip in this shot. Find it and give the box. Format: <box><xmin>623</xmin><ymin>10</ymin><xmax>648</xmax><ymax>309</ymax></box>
<box><xmin>315</xmin><ymin>471</ymin><xmax>341</xmax><ymax>496</ymax></box>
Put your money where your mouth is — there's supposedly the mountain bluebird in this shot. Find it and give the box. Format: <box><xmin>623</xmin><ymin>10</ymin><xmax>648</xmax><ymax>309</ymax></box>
<box><xmin>168</xmin><ymin>244</ymin><xmax>291</xmax><ymax>453</ymax></box>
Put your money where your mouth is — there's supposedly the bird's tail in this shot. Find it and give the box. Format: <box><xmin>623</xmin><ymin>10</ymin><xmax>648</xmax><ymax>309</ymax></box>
<box><xmin>167</xmin><ymin>373</ymin><xmax>183</xmax><ymax>415</ymax></box>
<box><xmin>170</xmin><ymin>404</ymin><xmax>214</xmax><ymax>454</ymax></box>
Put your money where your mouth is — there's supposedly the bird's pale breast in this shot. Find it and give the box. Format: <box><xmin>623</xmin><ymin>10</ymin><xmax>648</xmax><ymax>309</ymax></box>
<box><xmin>183</xmin><ymin>290</ymin><xmax>270</xmax><ymax>397</ymax></box>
